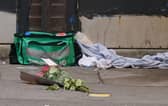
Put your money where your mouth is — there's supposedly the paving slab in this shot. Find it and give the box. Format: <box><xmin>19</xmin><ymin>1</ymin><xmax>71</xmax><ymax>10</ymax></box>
<box><xmin>99</xmin><ymin>68</ymin><xmax>168</xmax><ymax>86</ymax></box>
<box><xmin>0</xmin><ymin>65</ymin><xmax>168</xmax><ymax>106</ymax></box>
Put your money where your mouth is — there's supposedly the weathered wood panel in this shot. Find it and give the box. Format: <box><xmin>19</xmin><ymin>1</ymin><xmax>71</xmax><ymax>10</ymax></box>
<box><xmin>29</xmin><ymin>0</ymin><xmax>41</xmax><ymax>31</ymax></box>
<box><xmin>27</xmin><ymin>0</ymin><xmax>77</xmax><ymax>32</ymax></box>
<box><xmin>80</xmin><ymin>16</ymin><xmax>168</xmax><ymax>48</ymax></box>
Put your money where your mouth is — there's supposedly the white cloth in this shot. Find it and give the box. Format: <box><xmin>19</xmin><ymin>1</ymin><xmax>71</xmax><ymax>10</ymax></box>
<box><xmin>78</xmin><ymin>55</ymin><xmax>97</xmax><ymax>67</ymax></box>
<box><xmin>77</xmin><ymin>41</ymin><xmax>168</xmax><ymax>69</ymax></box>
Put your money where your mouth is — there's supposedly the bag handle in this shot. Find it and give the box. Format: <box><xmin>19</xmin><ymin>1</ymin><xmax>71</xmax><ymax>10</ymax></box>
<box><xmin>28</xmin><ymin>41</ymin><xmax>67</xmax><ymax>46</ymax></box>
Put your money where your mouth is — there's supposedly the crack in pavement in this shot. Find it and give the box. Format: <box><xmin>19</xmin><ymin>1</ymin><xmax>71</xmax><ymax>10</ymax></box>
<box><xmin>94</xmin><ymin>68</ymin><xmax>105</xmax><ymax>84</ymax></box>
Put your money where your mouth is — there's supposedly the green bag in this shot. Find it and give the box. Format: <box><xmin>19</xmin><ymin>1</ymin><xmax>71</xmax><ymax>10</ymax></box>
<box><xmin>14</xmin><ymin>32</ymin><xmax>75</xmax><ymax>66</ymax></box>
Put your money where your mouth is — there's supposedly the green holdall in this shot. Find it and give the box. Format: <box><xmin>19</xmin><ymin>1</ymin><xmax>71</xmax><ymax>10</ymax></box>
<box><xmin>14</xmin><ymin>31</ymin><xmax>75</xmax><ymax>66</ymax></box>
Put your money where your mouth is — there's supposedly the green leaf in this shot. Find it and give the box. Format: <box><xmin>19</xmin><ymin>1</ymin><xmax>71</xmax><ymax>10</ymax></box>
<box><xmin>64</xmin><ymin>78</ymin><xmax>70</xmax><ymax>82</ymax></box>
<box><xmin>70</xmin><ymin>86</ymin><xmax>76</xmax><ymax>91</ymax></box>
<box><xmin>49</xmin><ymin>67</ymin><xmax>59</xmax><ymax>74</ymax></box>
<box><xmin>46</xmin><ymin>84</ymin><xmax>60</xmax><ymax>91</ymax></box>
<box><xmin>75</xmin><ymin>79</ymin><xmax>83</xmax><ymax>87</ymax></box>
<box><xmin>77</xmin><ymin>86</ymin><xmax>90</xmax><ymax>93</ymax></box>
<box><xmin>48</xmin><ymin>74</ymin><xmax>54</xmax><ymax>79</ymax></box>
<box><xmin>64</xmin><ymin>83</ymin><xmax>70</xmax><ymax>89</ymax></box>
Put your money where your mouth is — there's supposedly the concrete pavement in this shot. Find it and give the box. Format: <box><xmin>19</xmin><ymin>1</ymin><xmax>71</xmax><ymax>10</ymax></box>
<box><xmin>0</xmin><ymin>64</ymin><xmax>168</xmax><ymax>106</ymax></box>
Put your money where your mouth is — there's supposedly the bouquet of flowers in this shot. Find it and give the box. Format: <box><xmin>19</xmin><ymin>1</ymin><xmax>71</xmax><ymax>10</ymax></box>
<box><xmin>36</xmin><ymin>66</ymin><xmax>89</xmax><ymax>93</ymax></box>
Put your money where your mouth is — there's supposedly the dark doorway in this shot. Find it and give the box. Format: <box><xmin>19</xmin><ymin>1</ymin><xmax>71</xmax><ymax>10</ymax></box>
<box><xmin>78</xmin><ymin>0</ymin><xmax>168</xmax><ymax>17</ymax></box>
<box><xmin>0</xmin><ymin>0</ymin><xmax>16</xmax><ymax>13</ymax></box>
